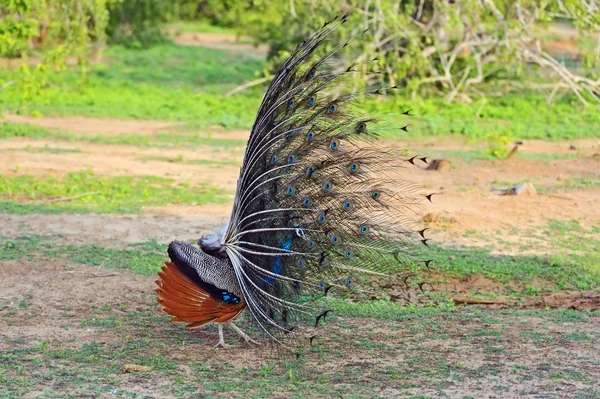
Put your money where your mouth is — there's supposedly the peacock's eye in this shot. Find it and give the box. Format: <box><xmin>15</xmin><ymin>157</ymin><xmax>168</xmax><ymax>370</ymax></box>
<box><xmin>289</xmin><ymin>129</ymin><xmax>295</xmax><ymax>136</ymax></box>
<box><xmin>345</xmin><ymin>249</ymin><xmax>352</xmax><ymax>257</ymax></box>
<box><xmin>343</xmin><ymin>200</ymin><xmax>353</xmax><ymax>210</ymax></box>
<box><xmin>329</xmin><ymin>105</ymin><xmax>335</xmax><ymax>113</ymax></box>
<box><xmin>303</xmin><ymin>197</ymin><xmax>311</xmax><ymax>207</ymax></box>
<box><xmin>309</xmin><ymin>97</ymin><xmax>315</xmax><ymax>105</ymax></box>
<box><xmin>288</xmin><ymin>99</ymin><xmax>294</xmax><ymax>108</ymax></box>
<box><xmin>349</xmin><ymin>162</ymin><xmax>359</xmax><ymax>173</ymax></box>
<box><xmin>289</xmin><ymin>155</ymin><xmax>295</xmax><ymax>163</ymax></box>
<box><xmin>308</xmin><ymin>69</ymin><xmax>315</xmax><ymax>78</ymax></box>
<box><xmin>271</xmin><ymin>155</ymin><xmax>277</xmax><ymax>164</ymax></box>
<box><xmin>372</xmin><ymin>191</ymin><xmax>379</xmax><ymax>199</ymax></box>
<box><xmin>330</xmin><ymin>140</ymin><xmax>339</xmax><ymax>150</ymax></box>
<box><xmin>360</xmin><ymin>225</ymin><xmax>369</xmax><ymax>234</ymax></box>
<box><xmin>307</xmin><ymin>132</ymin><xmax>314</xmax><ymax>141</ymax></box>
<box><xmin>358</xmin><ymin>122</ymin><xmax>366</xmax><ymax>132</ymax></box>
<box><xmin>287</xmin><ymin>185</ymin><xmax>296</xmax><ymax>195</ymax></box>
<box><xmin>323</xmin><ymin>181</ymin><xmax>332</xmax><ymax>192</ymax></box>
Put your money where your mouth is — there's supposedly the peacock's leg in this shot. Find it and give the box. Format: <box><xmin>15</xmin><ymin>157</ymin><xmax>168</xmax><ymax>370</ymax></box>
<box><xmin>227</xmin><ymin>321</ymin><xmax>260</xmax><ymax>345</ymax></box>
<box><xmin>214</xmin><ymin>323</ymin><xmax>234</xmax><ymax>349</ymax></box>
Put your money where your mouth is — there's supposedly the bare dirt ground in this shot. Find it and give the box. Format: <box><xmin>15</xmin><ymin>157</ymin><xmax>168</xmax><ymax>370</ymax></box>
<box><xmin>1</xmin><ymin>118</ymin><xmax>598</xmax><ymax>254</ymax></box>
<box><xmin>1</xmin><ymin>259</ymin><xmax>599</xmax><ymax>398</ymax></box>
<box><xmin>2</xmin><ymin>113</ymin><xmax>600</xmax><ymax>397</ymax></box>
<box><xmin>173</xmin><ymin>32</ymin><xmax>269</xmax><ymax>58</ymax></box>
<box><xmin>4</xmin><ymin>114</ymin><xmax>180</xmax><ymax>136</ymax></box>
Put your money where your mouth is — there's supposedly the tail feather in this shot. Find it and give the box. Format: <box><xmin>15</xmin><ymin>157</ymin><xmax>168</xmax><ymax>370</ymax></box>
<box><xmin>155</xmin><ymin>262</ymin><xmax>246</xmax><ymax>328</ymax></box>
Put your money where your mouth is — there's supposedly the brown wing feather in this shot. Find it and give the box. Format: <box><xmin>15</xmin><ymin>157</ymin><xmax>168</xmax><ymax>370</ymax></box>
<box><xmin>155</xmin><ymin>261</ymin><xmax>245</xmax><ymax>328</ymax></box>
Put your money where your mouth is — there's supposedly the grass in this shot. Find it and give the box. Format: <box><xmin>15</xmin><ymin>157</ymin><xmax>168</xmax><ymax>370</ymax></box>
<box><xmin>2</xmin><ymin>229</ymin><xmax>597</xmax><ymax>296</ymax></box>
<box><xmin>0</xmin><ymin>235</ymin><xmax>165</xmax><ymax>275</ymax></box>
<box><xmin>426</xmin><ymin>246</ymin><xmax>600</xmax><ymax>292</ymax></box>
<box><xmin>0</xmin><ymin>121</ymin><xmax>247</xmax><ymax>150</ymax></box>
<box><xmin>417</xmin><ymin>147</ymin><xmax>583</xmax><ymax>163</ymax></box>
<box><xmin>2</xmin><ymin>144</ymin><xmax>83</xmax><ymax>154</ymax></box>
<box><xmin>0</xmin><ymin>170</ymin><xmax>230</xmax><ymax>214</ymax></box>
<box><xmin>1</xmin><ymin>43</ymin><xmax>263</xmax><ymax>128</ymax></box>
<box><xmin>424</xmin><ymin>218</ymin><xmax>600</xmax><ymax>293</ymax></box>
<box><xmin>543</xmin><ymin>174</ymin><xmax>600</xmax><ymax>192</ymax></box>
<box><xmin>1</xmin><ymin>41</ymin><xmax>599</xmax><ymax>139</ymax></box>
<box><xmin>1</xmin><ymin>296</ymin><xmax>598</xmax><ymax>398</ymax></box>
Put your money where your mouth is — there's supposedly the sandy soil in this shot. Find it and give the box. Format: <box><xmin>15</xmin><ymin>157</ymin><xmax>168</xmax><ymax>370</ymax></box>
<box><xmin>4</xmin><ymin>114</ymin><xmax>179</xmax><ymax>136</ymax></box>
<box><xmin>174</xmin><ymin>32</ymin><xmax>269</xmax><ymax>58</ymax></box>
<box><xmin>1</xmin><ymin>120</ymin><xmax>598</xmax><ymax>255</ymax></box>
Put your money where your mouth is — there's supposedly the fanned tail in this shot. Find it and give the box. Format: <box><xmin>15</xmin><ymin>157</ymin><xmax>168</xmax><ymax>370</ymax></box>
<box><xmin>216</xmin><ymin>13</ymin><xmax>430</xmax><ymax>348</ymax></box>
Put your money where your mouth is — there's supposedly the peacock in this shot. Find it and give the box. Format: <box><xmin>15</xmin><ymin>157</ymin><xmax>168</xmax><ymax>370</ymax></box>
<box><xmin>155</xmin><ymin>14</ymin><xmax>430</xmax><ymax>349</ymax></box>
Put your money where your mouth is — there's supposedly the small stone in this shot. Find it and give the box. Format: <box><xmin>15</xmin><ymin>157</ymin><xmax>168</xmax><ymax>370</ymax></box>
<box><xmin>513</xmin><ymin>182</ymin><xmax>537</xmax><ymax>196</ymax></box>
<box><xmin>494</xmin><ymin>182</ymin><xmax>537</xmax><ymax>196</ymax></box>
<box><xmin>569</xmin><ymin>144</ymin><xmax>577</xmax><ymax>150</ymax></box>
<box><xmin>426</xmin><ymin>159</ymin><xmax>452</xmax><ymax>172</ymax></box>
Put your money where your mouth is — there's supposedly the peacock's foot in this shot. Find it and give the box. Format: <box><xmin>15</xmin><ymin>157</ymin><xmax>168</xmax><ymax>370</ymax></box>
<box><xmin>214</xmin><ymin>322</ymin><xmax>236</xmax><ymax>349</ymax></box>
<box><xmin>227</xmin><ymin>321</ymin><xmax>260</xmax><ymax>346</ymax></box>
<box><xmin>214</xmin><ymin>340</ymin><xmax>235</xmax><ymax>349</ymax></box>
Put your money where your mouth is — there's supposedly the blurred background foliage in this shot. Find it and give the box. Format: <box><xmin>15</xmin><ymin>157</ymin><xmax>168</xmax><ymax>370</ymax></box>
<box><xmin>0</xmin><ymin>0</ymin><xmax>599</xmax><ymax>108</ymax></box>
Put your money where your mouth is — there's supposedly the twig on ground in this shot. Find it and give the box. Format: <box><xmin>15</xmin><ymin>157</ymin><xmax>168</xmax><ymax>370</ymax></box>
<box><xmin>453</xmin><ymin>297</ymin><xmax>513</xmax><ymax>306</ymax></box>
<box><xmin>34</xmin><ymin>191</ymin><xmax>100</xmax><ymax>204</ymax></box>
<box><xmin>38</xmin><ymin>259</ymin><xmax>119</xmax><ymax>286</ymax></box>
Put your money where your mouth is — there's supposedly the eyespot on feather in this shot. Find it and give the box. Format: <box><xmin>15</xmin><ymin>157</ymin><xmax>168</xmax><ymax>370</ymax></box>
<box><xmin>348</xmin><ymin>162</ymin><xmax>360</xmax><ymax>173</ymax></box>
<box><xmin>329</xmin><ymin>139</ymin><xmax>339</xmax><ymax>151</ymax></box>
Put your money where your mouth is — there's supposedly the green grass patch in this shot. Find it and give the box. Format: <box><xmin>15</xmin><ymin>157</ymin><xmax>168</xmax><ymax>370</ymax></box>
<box><xmin>0</xmin><ymin>235</ymin><xmax>166</xmax><ymax>275</ymax></box>
<box><xmin>426</xmin><ymin>218</ymin><xmax>600</xmax><ymax>293</ymax></box>
<box><xmin>2</xmin><ymin>231</ymin><xmax>597</xmax><ymax>295</ymax></box>
<box><xmin>427</xmin><ymin>246</ymin><xmax>600</xmax><ymax>292</ymax></box>
<box><xmin>0</xmin><ymin>43</ymin><xmax>263</xmax><ymax>128</ymax></box>
<box><xmin>1</xmin><ymin>41</ymin><xmax>599</xmax><ymax>138</ymax></box>
<box><xmin>541</xmin><ymin>174</ymin><xmax>600</xmax><ymax>193</ymax></box>
<box><xmin>0</xmin><ymin>170</ymin><xmax>229</xmax><ymax>214</ymax></box>
<box><xmin>2</xmin><ymin>144</ymin><xmax>83</xmax><ymax>154</ymax></box>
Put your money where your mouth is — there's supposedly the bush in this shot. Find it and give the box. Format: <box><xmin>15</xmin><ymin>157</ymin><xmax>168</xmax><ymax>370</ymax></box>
<box><xmin>107</xmin><ymin>0</ymin><xmax>178</xmax><ymax>48</ymax></box>
<box><xmin>195</xmin><ymin>0</ymin><xmax>600</xmax><ymax>104</ymax></box>
<box><xmin>0</xmin><ymin>0</ymin><xmax>111</xmax><ymax>59</ymax></box>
